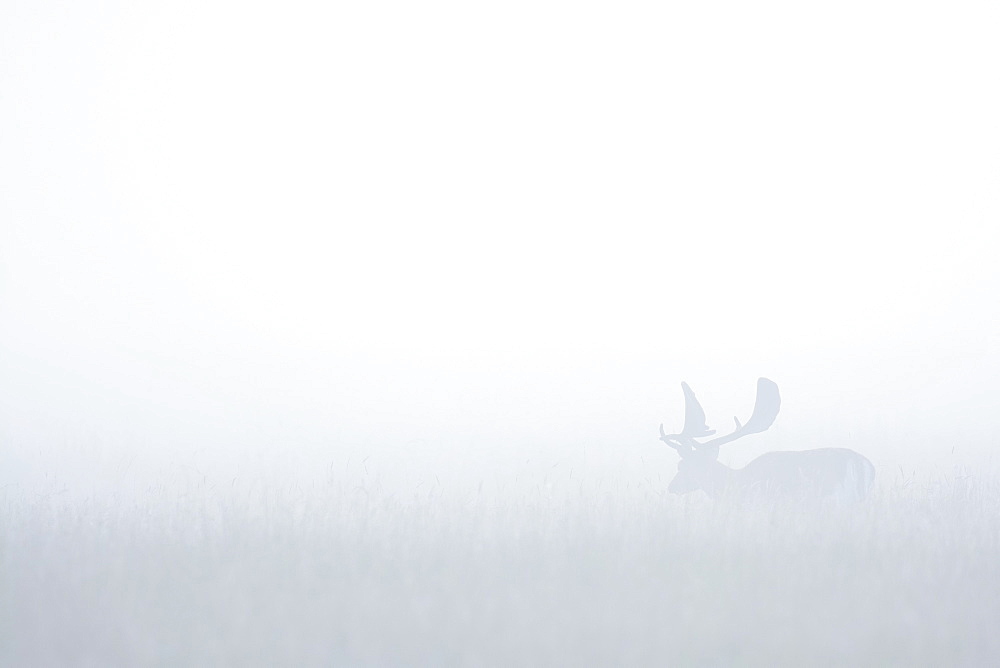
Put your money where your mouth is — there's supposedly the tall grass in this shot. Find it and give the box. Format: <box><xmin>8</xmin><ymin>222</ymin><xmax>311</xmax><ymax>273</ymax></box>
<box><xmin>3</xmin><ymin>471</ymin><xmax>999</xmax><ymax>666</ymax></box>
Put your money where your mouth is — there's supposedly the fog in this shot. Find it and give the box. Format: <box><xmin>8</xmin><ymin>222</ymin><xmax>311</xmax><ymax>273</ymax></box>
<box><xmin>2</xmin><ymin>0</ymin><xmax>999</xmax><ymax>664</ymax></box>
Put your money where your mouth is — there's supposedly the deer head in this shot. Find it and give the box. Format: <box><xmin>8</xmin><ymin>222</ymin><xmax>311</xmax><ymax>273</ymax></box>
<box><xmin>659</xmin><ymin>378</ymin><xmax>781</xmax><ymax>495</ymax></box>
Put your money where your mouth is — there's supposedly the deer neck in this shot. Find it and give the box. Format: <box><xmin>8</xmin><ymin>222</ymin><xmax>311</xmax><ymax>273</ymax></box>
<box><xmin>700</xmin><ymin>459</ymin><xmax>738</xmax><ymax>499</ymax></box>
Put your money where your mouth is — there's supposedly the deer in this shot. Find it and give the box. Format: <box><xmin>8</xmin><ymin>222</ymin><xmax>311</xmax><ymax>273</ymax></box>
<box><xmin>658</xmin><ymin>378</ymin><xmax>875</xmax><ymax>501</ymax></box>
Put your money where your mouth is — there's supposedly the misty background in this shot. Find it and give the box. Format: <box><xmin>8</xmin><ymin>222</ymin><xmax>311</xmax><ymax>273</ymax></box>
<box><xmin>2</xmin><ymin>1</ymin><xmax>999</xmax><ymax>492</ymax></box>
<box><xmin>5</xmin><ymin>2</ymin><xmax>1000</xmax><ymax>665</ymax></box>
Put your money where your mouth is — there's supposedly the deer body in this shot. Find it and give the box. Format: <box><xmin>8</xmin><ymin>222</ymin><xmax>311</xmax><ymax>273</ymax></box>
<box><xmin>659</xmin><ymin>379</ymin><xmax>875</xmax><ymax>502</ymax></box>
<box><xmin>669</xmin><ymin>447</ymin><xmax>875</xmax><ymax>501</ymax></box>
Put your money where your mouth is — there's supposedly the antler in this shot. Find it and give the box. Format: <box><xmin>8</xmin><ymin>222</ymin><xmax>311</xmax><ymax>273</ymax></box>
<box><xmin>659</xmin><ymin>381</ymin><xmax>715</xmax><ymax>455</ymax></box>
<box><xmin>700</xmin><ymin>378</ymin><xmax>781</xmax><ymax>449</ymax></box>
<box><xmin>659</xmin><ymin>423</ymin><xmax>694</xmax><ymax>455</ymax></box>
<box><xmin>659</xmin><ymin>378</ymin><xmax>780</xmax><ymax>456</ymax></box>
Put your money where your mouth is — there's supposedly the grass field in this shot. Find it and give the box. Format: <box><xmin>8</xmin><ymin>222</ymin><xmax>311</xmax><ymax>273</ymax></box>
<box><xmin>3</xmin><ymin>463</ymin><xmax>999</xmax><ymax>667</ymax></box>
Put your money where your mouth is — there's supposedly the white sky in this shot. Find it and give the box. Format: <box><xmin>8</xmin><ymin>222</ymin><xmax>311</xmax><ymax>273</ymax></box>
<box><xmin>2</xmin><ymin>1</ymin><xmax>998</xmax><ymax>476</ymax></box>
